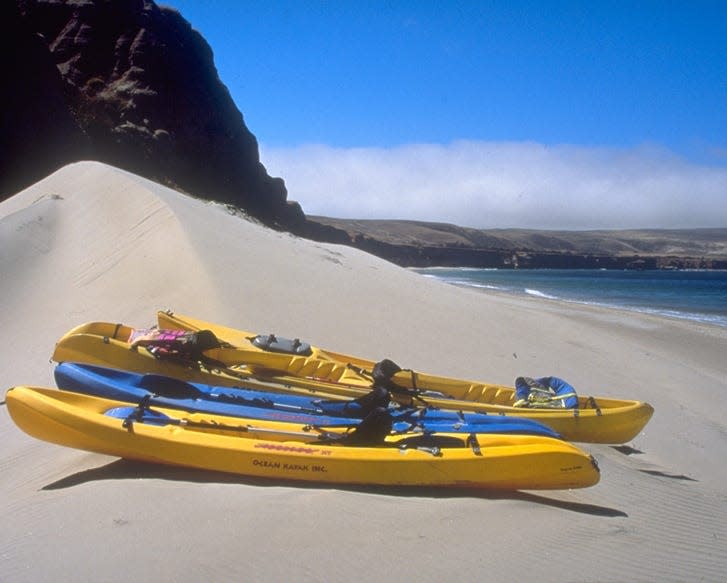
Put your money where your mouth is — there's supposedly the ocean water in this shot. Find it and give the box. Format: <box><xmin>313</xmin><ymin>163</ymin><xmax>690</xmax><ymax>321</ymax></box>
<box><xmin>413</xmin><ymin>268</ymin><xmax>727</xmax><ymax>328</ymax></box>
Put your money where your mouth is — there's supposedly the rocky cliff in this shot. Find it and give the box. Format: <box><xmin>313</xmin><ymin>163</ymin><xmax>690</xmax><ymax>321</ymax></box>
<box><xmin>3</xmin><ymin>0</ymin><xmax>300</xmax><ymax>227</ymax></box>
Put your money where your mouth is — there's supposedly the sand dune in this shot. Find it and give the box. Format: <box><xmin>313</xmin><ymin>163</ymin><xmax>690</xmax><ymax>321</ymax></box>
<box><xmin>2</xmin><ymin>161</ymin><xmax>726</xmax><ymax>582</ymax></box>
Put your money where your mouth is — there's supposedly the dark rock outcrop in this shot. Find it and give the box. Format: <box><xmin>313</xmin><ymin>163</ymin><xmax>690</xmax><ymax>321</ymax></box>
<box><xmin>3</xmin><ymin>0</ymin><xmax>300</xmax><ymax>227</ymax></box>
<box><xmin>1</xmin><ymin>1</ymin><xmax>88</xmax><ymax>197</ymax></box>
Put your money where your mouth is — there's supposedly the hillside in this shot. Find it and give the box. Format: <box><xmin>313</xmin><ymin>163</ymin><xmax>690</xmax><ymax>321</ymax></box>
<box><xmin>304</xmin><ymin>217</ymin><xmax>727</xmax><ymax>269</ymax></box>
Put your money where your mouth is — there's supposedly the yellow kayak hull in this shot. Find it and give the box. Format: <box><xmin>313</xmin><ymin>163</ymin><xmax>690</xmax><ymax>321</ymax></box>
<box><xmin>52</xmin><ymin>319</ymin><xmax>653</xmax><ymax>444</ymax></box>
<box><xmin>6</xmin><ymin>387</ymin><xmax>599</xmax><ymax>490</ymax></box>
<box><xmin>155</xmin><ymin>311</ymin><xmax>654</xmax><ymax>444</ymax></box>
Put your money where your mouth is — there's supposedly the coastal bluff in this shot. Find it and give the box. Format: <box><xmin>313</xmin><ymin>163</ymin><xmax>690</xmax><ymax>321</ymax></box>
<box><xmin>301</xmin><ymin>217</ymin><xmax>727</xmax><ymax>269</ymax></box>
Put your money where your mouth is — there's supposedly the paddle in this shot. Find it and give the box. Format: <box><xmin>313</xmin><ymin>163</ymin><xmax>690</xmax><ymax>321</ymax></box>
<box><xmin>137</xmin><ymin>374</ymin><xmax>328</xmax><ymax>415</ymax></box>
<box><xmin>108</xmin><ymin>403</ymin><xmax>343</xmax><ymax>442</ymax></box>
<box><xmin>138</xmin><ymin>372</ymin><xmax>413</xmax><ymax>419</ymax></box>
<box><xmin>215</xmin><ymin>363</ymin><xmax>475</xmax><ymax>418</ymax></box>
<box><xmin>117</xmin><ymin>388</ymin><xmax>425</xmax><ymax>433</ymax></box>
<box><xmin>143</xmin><ymin>323</ymin><xmax>443</xmax><ymax>407</ymax></box>
<box><xmin>153</xmin><ymin>353</ymin><xmax>530</xmax><ymax>422</ymax></box>
<box><xmin>110</xmin><ymin>400</ymin><xmax>398</xmax><ymax>447</ymax></box>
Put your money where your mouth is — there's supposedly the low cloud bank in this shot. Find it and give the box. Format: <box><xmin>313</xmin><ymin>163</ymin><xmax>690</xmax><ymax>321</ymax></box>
<box><xmin>261</xmin><ymin>141</ymin><xmax>727</xmax><ymax>229</ymax></box>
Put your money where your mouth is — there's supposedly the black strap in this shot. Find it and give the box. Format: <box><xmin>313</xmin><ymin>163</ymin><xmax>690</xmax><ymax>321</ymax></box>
<box><xmin>587</xmin><ymin>396</ymin><xmax>602</xmax><ymax>416</ymax></box>
<box><xmin>409</xmin><ymin>369</ymin><xmax>418</xmax><ymax>392</ymax></box>
<box><xmin>122</xmin><ymin>394</ymin><xmax>153</xmax><ymax>431</ymax></box>
<box><xmin>313</xmin><ymin>407</ymin><xmax>394</xmax><ymax>447</ymax></box>
<box><xmin>396</xmin><ymin>435</ymin><xmax>443</xmax><ymax>457</ymax></box>
<box><xmin>467</xmin><ymin>433</ymin><xmax>482</xmax><ymax>456</ymax></box>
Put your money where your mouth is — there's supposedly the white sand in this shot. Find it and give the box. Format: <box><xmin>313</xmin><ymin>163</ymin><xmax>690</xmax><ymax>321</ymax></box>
<box><xmin>1</xmin><ymin>161</ymin><xmax>726</xmax><ymax>582</ymax></box>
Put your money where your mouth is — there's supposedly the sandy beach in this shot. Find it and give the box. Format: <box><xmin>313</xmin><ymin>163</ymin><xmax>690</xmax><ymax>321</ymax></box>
<box><xmin>2</xmin><ymin>161</ymin><xmax>726</xmax><ymax>582</ymax></box>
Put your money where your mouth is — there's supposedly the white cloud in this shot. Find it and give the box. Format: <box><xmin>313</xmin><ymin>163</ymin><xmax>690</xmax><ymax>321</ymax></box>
<box><xmin>260</xmin><ymin>141</ymin><xmax>727</xmax><ymax>229</ymax></box>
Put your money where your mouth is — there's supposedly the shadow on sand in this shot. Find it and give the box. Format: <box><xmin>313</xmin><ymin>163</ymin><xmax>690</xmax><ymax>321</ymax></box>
<box><xmin>611</xmin><ymin>445</ymin><xmax>643</xmax><ymax>455</ymax></box>
<box><xmin>638</xmin><ymin>469</ymin><xmax>697</xmax><ymax>481</ymax></box>
<box><xmin>42</xmin><ymin>458</ymin><xmax>627</xmax><ymax>518</ymax></box>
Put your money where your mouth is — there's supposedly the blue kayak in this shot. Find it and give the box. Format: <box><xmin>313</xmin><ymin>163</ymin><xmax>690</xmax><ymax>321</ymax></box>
<box><xmin>54</xmin><ymin>362</ymin><xmax>560</xmax><ymax>437</ymax></box>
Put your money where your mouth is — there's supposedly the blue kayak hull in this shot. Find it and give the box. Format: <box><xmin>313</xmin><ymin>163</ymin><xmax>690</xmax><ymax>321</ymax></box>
<box><xmin>54</xmin><ymin>362</ymin><xmax>560</xmax><ymax>437</ymax></box>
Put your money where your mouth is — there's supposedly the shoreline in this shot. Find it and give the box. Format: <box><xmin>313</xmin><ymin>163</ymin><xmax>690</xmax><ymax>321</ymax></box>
<box><xmin>413</xmin><ymin>267</ymin><xmax>727</xmax><ymax>329</ymax></box>
<box><xmin>463</xmin><ymin>283</ymin><xmax>727</xmax><ymax>330</ymax></box>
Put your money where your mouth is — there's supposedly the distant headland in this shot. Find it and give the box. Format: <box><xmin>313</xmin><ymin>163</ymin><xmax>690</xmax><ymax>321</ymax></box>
<box><xmin>298</xmin><ymin>218</ymin><xmax>727</xmax><ymax>269</ymax></box>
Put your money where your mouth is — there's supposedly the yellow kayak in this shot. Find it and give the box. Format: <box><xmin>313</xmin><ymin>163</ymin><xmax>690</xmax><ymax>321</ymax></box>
<box><xmin>52</xmin><ymin>317</ymin><xmax>653</xmax><ymax>444</ymax></box>
<box><xmin>157</xmin><ymin>311</ymin><xmax>654</xmax><ymax>444</ymax></box>
<box><xmin>6</xmin><ymin>387</ymin><xmax>600</xmax><ymax>490</ymax></box>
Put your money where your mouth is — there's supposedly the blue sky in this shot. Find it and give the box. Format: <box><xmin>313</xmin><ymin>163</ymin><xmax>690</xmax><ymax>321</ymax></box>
<box><xmin>166</xmin><ymin>1</ymin><xmax>727</xmax><ymax>229</ymax></box>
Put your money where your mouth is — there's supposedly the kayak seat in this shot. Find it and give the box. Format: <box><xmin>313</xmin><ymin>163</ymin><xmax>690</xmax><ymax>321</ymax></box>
<box><xmin>513</xmin><ymin>376</ymin><xmax>579</xmax><ymax>408</ymax></box>
<box><xmin>250</xmin><ymin>334</ymin><xmax>313</xmax><ymax>356</ymax></box>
